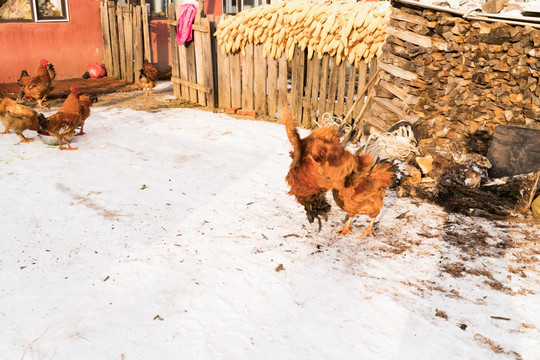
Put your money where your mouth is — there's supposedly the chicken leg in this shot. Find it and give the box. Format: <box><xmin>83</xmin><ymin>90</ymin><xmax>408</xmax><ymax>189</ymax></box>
<box><xmin>1</xmin><ymin>128</ymin><xmax>9</xmax><ymax>134</ymax></box>
<box><xmin>16</xmin><ymin>133</ymin><xmax>34</xmax><ymax>143</ymax></box>
<box><xmin>57</xmin><ymin>138</ymin><xmax>78</xmax><ymax>150</ymax></box>
<box><xmin>335</xmin><ymin>217</ymin><xmax>354</xmax><ymax>235</ymax></box>
<box><xmin>357</xmin><ymin>218</ymin><xmax>376</xmax><ymax>239</ymax></box>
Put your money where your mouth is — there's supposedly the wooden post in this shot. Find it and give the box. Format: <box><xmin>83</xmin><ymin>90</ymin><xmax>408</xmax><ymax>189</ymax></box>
<box><xmin>254</xmin><ymin>44</ymin><xmax>267</xmax><ymax>116</ymax></box>
<box><xmin>168</xmin><ymin>3</ymin><xmax>180</xmax><ymax>97</ymax></box>
<box><xmin>107</xmin><ymin>1</ymin><xmax>120</xmax><ymax>79</ymax></box>
<box><xmin>123</xmin><ymin>4</ymin><xmax>134</xmax><ymax>83</ymax></box>
<box><xmin>318</xmin><ymin>55</ymin><xmax>330</xmax><ymax>118</ymax></box>
<box><xmin>278</xmin><ymin>54</ymin><xmax>288</xmax><ymax>119</ymax></box>
<box><xmin>335</xmin><ymin>62</ymin><xmax>348</xmax><ymax>116</ymax></box>
<box><xmin>116</xmin><ymin>2</ymin><xmax>126</xmax><ymax>80</ymax></box>
<box><xmin>216</xmin><ymin>16</ymin><xmax>231</xmax><ymax>109</ymax></box>
<box><xmin>291</xmin><ymin>45</ymin><xmax>306</xmax><ymax>124</ymax></box>
<box><xmin>100</xmin><ymin>1</ymin><xmax>113</xmax><ymax>77</ymax></box>
<box><xmin>241</xmin><ymin>42</ymin><xmax>254</xmax><ymax>110</ymax></box>
<box><xmin>267</xmin><ymin>56</ymin><xmax>278</xmax><ymax>118</ymax></box>
<box><xmin>230</xmin><ymin>53</ymin><xmax>241</xmax><ymax>108</ymax></box>
<box><xmin>309</xmin><ymin>57</ymin><xmax>322</xmax><ymax>125</ymax></box>
<box><xmin>133</xmin><ymin>5</ymin><xmax>144</xmax><ymax>84</ymax></box>
<box><xmin>141</xmin><ymin>0</ymin><xmax>152</xmax><ymax>62</ymax></box>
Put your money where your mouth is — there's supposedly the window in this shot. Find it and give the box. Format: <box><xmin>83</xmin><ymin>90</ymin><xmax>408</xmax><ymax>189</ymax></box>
<box><xmin>0</xmin><ymin>0</ymin><xmax>68</xmax><ymax>22</ymax></box>
<box><xmin>223</xmin><ymin>0</ymin><xmax>269</xmax><ymax>14</ymax></box>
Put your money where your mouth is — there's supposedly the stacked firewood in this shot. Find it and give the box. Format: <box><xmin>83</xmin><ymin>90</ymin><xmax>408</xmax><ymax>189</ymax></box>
<box><xmin>375</xmin><ymin>4</ymin><xmax>540</xmax><ymax>155</ymax></box>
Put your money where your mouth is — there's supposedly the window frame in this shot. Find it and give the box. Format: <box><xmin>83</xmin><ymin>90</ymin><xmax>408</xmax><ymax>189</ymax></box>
<box><xmin>0</xmin><ymin>0</ymin><xmax>69</xmax><ymax>23</ymax></box>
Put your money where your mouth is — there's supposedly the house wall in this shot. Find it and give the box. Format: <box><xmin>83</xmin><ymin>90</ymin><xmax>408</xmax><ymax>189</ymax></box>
<box><xmin>0</xmin><ymin>0</ymin><xmax>103</xmax><ymax>84</ymax></box>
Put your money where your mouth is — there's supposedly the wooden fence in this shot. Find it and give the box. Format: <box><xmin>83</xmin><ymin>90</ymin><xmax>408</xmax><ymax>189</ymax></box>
<box><xmin>100</xmin><ymin>0</ymin><xmax>152</xmax><ymax>83</ymax></box>
<box><xmin>168</xmin><ymin>12</ymin><xmax>379</xmax><ymax>127</ymax></box>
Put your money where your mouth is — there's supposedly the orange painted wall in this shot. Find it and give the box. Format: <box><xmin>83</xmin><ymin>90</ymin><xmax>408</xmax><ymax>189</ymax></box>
<box><xmin>0</xmin><ymin>0</ymin><xmax>103</xmax><ymax>84</ymax></box>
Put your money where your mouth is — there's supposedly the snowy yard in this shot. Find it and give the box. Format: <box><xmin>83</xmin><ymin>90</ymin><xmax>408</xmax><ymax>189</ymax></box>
<box><xmin>1</xmin><ymin>83</ymin><xmax>539</xmax><ymax>360</ymax></box>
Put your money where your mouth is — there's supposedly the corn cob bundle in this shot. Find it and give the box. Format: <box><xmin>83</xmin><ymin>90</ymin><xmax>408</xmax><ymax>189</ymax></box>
<box><xmin>214</xmin><ymin>0</ymin><xmax>391</xmax><ymax>67</ymax></box>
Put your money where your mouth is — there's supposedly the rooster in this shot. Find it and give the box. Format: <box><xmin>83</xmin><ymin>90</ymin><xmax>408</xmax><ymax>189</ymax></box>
<box><xmin>18</xmin><ymin>62</ymin><xmax>56</xmax><ymax>100</ymax></box>
<box><xmin>17</xmin><ymin>59</ymin><xmax>52</xmax><ymax>108</ymax></box>
<box><xmin>138</xmin><ymin>60</ymin><xmax>158</xmax><ymax>96</ymax></box>
<box><xmin>285</xmin><ymin>110</ymin><xmax>357</xmax><ymax>230</ymax></box>
<box><xmin>38</xmin><ymin>87</ymin><xmax>81</xmax><ymax>150</ymax></box>
<box><xmin>332</xmin><ymin>154</ymin><xmax>394</xmax><ymax>239</ymax></box>
<box><xmin>75</xmin><ymin>93</ymin><xmax>98</xmax><ymax>135</ymax></box>
<box><xmin>0</xmin><ymin>91</ymin><xmax>44</xmax><ymax>143</ymax></box>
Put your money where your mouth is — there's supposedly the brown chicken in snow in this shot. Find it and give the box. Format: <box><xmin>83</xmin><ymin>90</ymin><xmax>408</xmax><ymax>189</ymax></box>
<box><xmin>18</xmin><ymin>62</ymin><xmax>56</xmax><ymax>95</ymax></box>
<box><xmin>0</xmin><ymin>91</ymin><xmax>44</xmax><ymax>143</ymax></box>
<box><xmin>75</xmin><ymin>93</ymin><xmax>98</xmax><ymax>135</ymax></box>
<box><xmin>138</xmin><ymin>60</ymin><xmax>158</xmax><ymax>96</ymax></box>
<box><xmin>285</xmin><ymin>110</ymin><xmax>357</xmax><ymax>229</ymax></box>
<box><xmin>38</xmin><ymin>87</ymin><xmax>81</xmax><ymax>150</ymax></box>
<box><xmin>18</xmin><ymin>59</ymin><xmax>52</xmax><ymax>108</ymax></box>
<box><xmin>332</xmin><ymin>154</ymin><xmax>394</xmax><ymax>239</ymax></box>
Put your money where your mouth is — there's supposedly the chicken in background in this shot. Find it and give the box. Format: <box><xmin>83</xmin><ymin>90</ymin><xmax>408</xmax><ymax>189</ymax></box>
<box><xmin>285</xmin><ymin>109</ymin><xmax>358</xmax><ymax>230</ymax></box>
<box><xmin>0</xmin><ymin>90</ymin><xmax>45</xmax><ymax>143</ymax></box>
<box><xmin>38</xmin><ymin>87</ymin><xmax>81</xmax><ymax>150</ymax></box>
<box><xmin>138</xmin><ymin>60</ymin><xmax>158</xmax><ymax>96</ymax></box>
<box><xmin>17</xmin><ymin>59</ymin><xmax>52</xmax><ymax>108</ymax></box>
<box><xmin>75</xmin><ymin>93</ymin><xmax>98</xmax><ymax>136</ymax></box>
<box><xmin>332</xmin><ymin>154</ymin><xmax>394</xmax><ymax>239</ymax></box>
<box><xmin>46</xmin><ymin>63</ymin><xmax>57</xmax><ymax>96</ymax></box>
<box><xmin>17</xmin><ymin>69</ymin><xmax>30</xmax><ymax>88</ymax></box>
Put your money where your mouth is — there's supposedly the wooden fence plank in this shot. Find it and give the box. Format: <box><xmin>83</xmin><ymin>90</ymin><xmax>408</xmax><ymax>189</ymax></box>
<box><xmin>194</xmin><ymin>19</ymin><xmax>207</xmax><ymax>106</ymax></box>
<box><xmin>141</xmin><ymin>0</ymin><xmax>151</xmax><ymax>62</ymax></box>
<box><xmin>309</xmin><ymin>56</ymin><xmax>322</xmax><ymax>124</ymax></box>
<box><xmin>254</xmin><ymin>44</ymin><xmax>267</xmax><ymax>116</ymax></box>
<box><xmin>230</xmin><ymin>53</ymin><xmax>242</xmax><ymax>108</ymax></box>
<box><xmin>208</xmin><ymin>15</ymin><xmax>218</xmax><ymax>108</ymax></box>
<box><xmin>123</xmin><ymin>5</ymin><xmax>133</xmax><ymax>83</ymax></box>
<box><xmin>326</xmin><ymin>58</ymin><xmax>339</xmax><ymax>116</ymax></box>
<box><xmin>278</xmin><ymin>54</ymin><xmax>288</xmax><ymax>119</ymax></box>
<box><xmin>353</xmin><ymin>61</ymin><xmax>367</xmax><ymax>118</ymax></box>
<box><xmin>291</xmin><ymin>45</ymin><xmax>305</xmax><ymax>124</ymax></box>
<box><xmin>100</xmin><ymin>1</ymin><xmax>113</xmax><ymax>77</ymax></box>
<box><xmin>116</xmin><ymin>2</ymin><xmax>126</xmax><ymax>80</ymax></box>
<box><xmin>267</xmin><ymin>56</ymin><xmax>278</xmax><ymax>117</ymax></box>
<box><xmin>200</xmin><ymin>17</ymin><xmax>215</xmax><ymax>107</ymax></box>
<box><xmin>302</xmin><ymin>57</ymin><xmax>315</xmax><ymax>126</ymax></box>
<box><xmin>216</xmin><ymin>41</ymin><xmax>231</xmax><ymax>107</ymax></box>
<box><xmin>107</xmin><ymin>1</ymin><xmax>120</xmax><ymax>79</ymax></box>
<box><xmin>133</xmin><ymin>5</ymin><xmax>144</xmax><ymax>84</ymax></box>
<box><xmin>345</xmin><ymin>64</ymin><xmax>357</xmax><ymax>116</ymax></box>
<box><xmin>335</xmin><ymin>62</ymin><xmax>348</xmax><ymax>116</ymax></box>
<box><xmin>168</xmin><ymin>3</ymin><xmax>180</xmax><ymax>98</ymax></box>
<box><xmin>318</xmin><ymin>55</ymin><xmax>330</xmax><ymax>117</ymax></box>
<box><xmin>241</xmin><ymin>42</ymin><xmax>254</xmax><ymax>110</ymax></box>
<box><xmin>185</xmin><ymin>41</ymin><xmax>198</xmax><ymax>103</ymax></box>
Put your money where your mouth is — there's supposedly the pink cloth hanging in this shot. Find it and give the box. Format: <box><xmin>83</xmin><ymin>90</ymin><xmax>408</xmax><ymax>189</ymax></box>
<box><xmin>176</xmin><ymin>3</ymin><xmax>198</xmax><ymax>46</ymax></box>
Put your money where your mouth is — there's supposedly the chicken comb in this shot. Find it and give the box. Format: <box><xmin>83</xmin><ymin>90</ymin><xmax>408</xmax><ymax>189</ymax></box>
<box><xmin>40</xmin><ymin>59</ymin><xmax>49</xmax><ymax>65</ymax></box>
<box><xmin>70</xmin><ymin>86</ymin><xmax>79</xmax><ymax>93</ymax></box>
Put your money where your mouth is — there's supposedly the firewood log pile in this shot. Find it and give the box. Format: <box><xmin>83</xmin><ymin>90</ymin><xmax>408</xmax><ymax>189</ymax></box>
<box><xmin>372</xmin><ymin>2</ymin><xmax>540</xmax><ymax>218</ymax></box>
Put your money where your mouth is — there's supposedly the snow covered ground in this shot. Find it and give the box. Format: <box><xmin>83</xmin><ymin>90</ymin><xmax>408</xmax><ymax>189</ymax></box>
<box><xmin>1</xmin><ymin>83</ymin><xmax>539</xmax><ymax>360</ymax></box>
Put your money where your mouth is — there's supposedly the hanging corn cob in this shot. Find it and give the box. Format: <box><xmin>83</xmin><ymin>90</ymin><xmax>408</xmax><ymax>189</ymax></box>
<box><xmin>214</xmin><ymin>0</ymin><xmax>391</xmax><ymax>67</ymax></box>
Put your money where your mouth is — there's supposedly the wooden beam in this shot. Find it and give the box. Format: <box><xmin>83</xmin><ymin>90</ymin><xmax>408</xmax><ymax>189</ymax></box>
<box><xmin>171</xmin><ymin>76</ymin><xmax>213</xmax><ymax>93</ymax></box>
<box><xmin>390</xmin><ymin>7</ymin><xmax>435</xmax><ymax>28</ymax></box>
<box><xmin>378</xmin><ymin>62</ymin><xmax>418</xmax><ymax>82</ymax></box>
<box><xmin>378</xmin><ymin>79</ymin><xmax>419</xmax><ymax>105</ymax></box>
<box><xmin>385</xmin><ymin>26</ymin><xmax>448</xmax><ymax>51</ymax></box>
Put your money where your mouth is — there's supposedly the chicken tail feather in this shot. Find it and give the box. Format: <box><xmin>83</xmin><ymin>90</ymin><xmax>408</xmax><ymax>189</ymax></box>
<box><xmin>284</xmin><ymin>109</ymin><xmax>303</xmax><ymax>168</ymax></box>
<box><xmin>37</xmin><ymin>113</ymin><xmax>47</xmax><ymax>131</ymax></box>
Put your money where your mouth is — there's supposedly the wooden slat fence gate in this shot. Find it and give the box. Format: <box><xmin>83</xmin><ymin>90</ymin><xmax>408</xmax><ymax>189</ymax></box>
<box><xmin>100</xmin><ymin>0</ymin><xmax>152</xmax><ymax>83</ymax></box>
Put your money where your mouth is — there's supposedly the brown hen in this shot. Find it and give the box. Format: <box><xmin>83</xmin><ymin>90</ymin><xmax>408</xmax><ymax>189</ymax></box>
<box><xmin>0</xmin><ymin>92</ymin><xmax>44</xmax><ymax>143</ymax></box>
<box><xmin>18</xmin><ymin>59</ymin><xmax>52</xmax><ymax>108</ymax></box>
<box><xmin>285</xmin><ymin>110</ymin><xmax>357</xmax><ymax>229</ymax></box>
<box><xmin>332</xmin><ymin>155</ymin><xmax>394</xmax><ymax>239</ymax></box>
<box><xmin>75</xmin><ymin>93</ymin><xmax>98</xmax><ymax>135</ymax></box>
<box><xmin>138</xmin><ymin>60</ymin><xmax>158</xmax><ymax>96</ymax></box>
<box><xmin>38</xmin><ymin>87</ymin><xmax>81</xmax><ymax>150</ymax></box>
